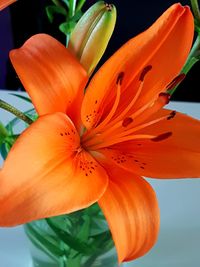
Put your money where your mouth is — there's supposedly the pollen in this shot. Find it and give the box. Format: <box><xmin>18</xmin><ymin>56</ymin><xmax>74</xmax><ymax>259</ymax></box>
<box><xmin>166</xmin><ymin>73</ymin><xmax>186</xmax><ymax>91</ymax></box>
<box><xmin>139</xmin><ymin>65</ymin><xmax>152</xmax><ymax>81</ymax></box>
<box><xmin>116</xmin><ymin>72</ymin><xmax>125</xmax><ymax>85</ymax></box>
<box><xmin>167</xmin><ymin>111</ymin><xmax>176</xmax><ymax>120</ymax></box>
<box><xmin>159</xmin><ymin>92</ymin><xmax>171</xmax><ymax>104</ymax></box>
<box><xmin>151</xmin><ymin>132</ymin><xmax>172</xmax><ymax>142</ymax></box>
<box><xmin>122</xmin><ymin>117</ymin><xmax>133</xmax><ymax>127</ymax></box>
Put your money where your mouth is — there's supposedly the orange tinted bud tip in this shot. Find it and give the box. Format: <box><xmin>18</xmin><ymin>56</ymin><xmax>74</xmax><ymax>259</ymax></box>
<box><xmin>68</xmin><ymin>1</ymin><xmax>116</xmax><ymax>75</ymax></box>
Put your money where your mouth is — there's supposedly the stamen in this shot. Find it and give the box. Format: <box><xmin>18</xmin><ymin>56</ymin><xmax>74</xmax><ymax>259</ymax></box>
<box><xmin>85</xmin><ymin>73</ymin><xmax>122</xmax><ymax>138</ymax></box>
<box><xmin>167</xmin><ymin>110</ymin><xmax>176</xmax><ymax>120</ymax></box>
<box><xmin>139</xmin><ymin>65</ymin><xmax>152</xmax><ymax>81</ymax></box>
<box><xmin>102</xmin><ymin>111</ymin><xmax>175</xmax><ymax>142</ymax></box>
<box><xmin>85</xmin><ymin>111</ymin><xmax>173</xmax><ymax>149</ymax></box>
<box><xmin>159</xmin><ymin>92</ymin><xmax>171</xmax><ymax>104</ymax></box>
<box><xmin>86</xmin><ymin>88</ymin><xmax>170</xmax><ymax>148</ymax></box>
<box><xmin>125</xmin><ymin>92</ymin><xmax>170</xmax><ymax>128</ymax></box>
<box><xmin>116</xmin><ymin>72</ymin><xmax>125</xmax><ymax>85</ymax></box>
<box><xmin>151</xmin><ymin>132</ymin><xmax>172</xmax><ymax>142</ymax></box>
<box><xmin>122</xmin><ymin>117</ymin><xmax>133</xmax><ymax>127</ymax></box>
<box><xmin>88</xmin><ymin>97</ymin><xmax>155</xmax><ymax>144</ymax></box>
<box><xmin>83</xmin><ymin>66</ymin><xmax>153</xmax><ymax>144</ymax></box>
<box><xmin>102</xmin><ymin>65</ymin><xmax>153</xmax><ymax>132</ymax></box>
<box><xmin>88</xmin><ymin>134</ymin><xmax>156</xmax><ymax>150</ymax></box>
<box><xmin>166</xmin><ymin>73</ymin><xmax>186</xmax><ymax>91</ymax></box>
<box><xmin>99</xmin><ymin>77</ymin><xmax>147</xmax><ymax>132</ymax></box>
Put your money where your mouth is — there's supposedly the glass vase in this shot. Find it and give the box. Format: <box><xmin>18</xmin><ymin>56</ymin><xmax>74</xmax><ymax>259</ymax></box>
<box><xmin>24</xmin><ymin>204</ymin><xmax>119</xmax><ymax>267</ymax></box>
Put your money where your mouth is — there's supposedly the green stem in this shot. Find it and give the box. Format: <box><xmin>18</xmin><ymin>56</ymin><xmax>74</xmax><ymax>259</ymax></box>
<box><xmin>0</xmin><ymin>99</ymin><xmax>33</xmax><ymax>125</ymax></box>
<box><xmin>191</xmin><ymin>0</ymin><xmax>200</xmax><ymax>25</ymax></box>
<box><xmin>24</xmin><ymin>224</ymin><xmax>64</xmax><ymax>262</ymax></box>
<box><xmin>186</xmin><ymin>35</ymin><xmax>200</xmax><ymax>61</ymax></box>
<box><xmin>65</xmin><ymin>0</ymin><xmax>77</xmax><ymax>46</ymax></box>
<box><xmin>66</xmin><ymin>34</ymin><xmax>70</xmax><ymax>47</ymax></box>
<box><xmin>69</xmin><ymin>0</ymin><xmax>77</xmax><ymax>17</ymax></box>
<box><xmin>0</xmin><ymin>99</ymin><xmax>33</xmax><ymax>124</ymax></box>
<box><xmin>66</xmin><ymin>253</ymin><xmax>82</xmax><ymax>267</ymax></box>
<box><xmin>170</xmin><ymin>36</ymin><xmax>200</xmax><ymax>95</ymax></box>
<box><xmin>170</xmin><ymin>1</ymin><xmax>200</xmax><ymax>95</ymax></box>
<box><xmin>59</xmin><ymin>252</ymin><xmax>67</xmax><ymax>267</ymax></box>
<box><xmin>76</xmin><ymin>0</ymin><xmax>86</xmax><ymax>12</ymax></box>
<box><xmin>46</xmin><ymin>218</ymin><xmax>82</xmax><ymax>267</ymax></box>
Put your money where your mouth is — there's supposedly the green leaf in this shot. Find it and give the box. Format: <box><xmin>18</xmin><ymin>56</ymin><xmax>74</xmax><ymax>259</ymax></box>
<box><xmin>71</xmin><ymin>9</ymin><xmax>82</xmax><ymax>22</ymax></box>
<box><xmin>51</xmin><ymin>0</ymin><xmax>63</xmax><ymax>7</ymax></box>
<box><xmin>0</xmin><ymin>122</ymin><xmax>8</xmax><ymax>146</ymax></box>
<box><xmin>85</xmin><ymin>203</ymin><xmax>101</xmax><ymax>216</ymax></box>
<box><xmin>46</xmin><ymin>218</ymin><xmax>96</xmax><ymax>255</ymax></box>
<box><xmin>24</xmin><ymin>223</ymin><xmax>65</xmax><ymax>261</ymax></box>
<box><xmin>69</xmin><ymin>0</ymin><xmax>76</xmax><ymax>17</ymax></box>
<box><xmin>46</xmin><ymin>5</ymin><xmax>67</xmax><ymax>23</ymax></box>
<box><xmin>61</xmin><ymin>0</ymin><xmax>70</xmax><ymax>8</ymax></box>
<box><xmin>9</xmin><ymin>93</ymin><xmax>32</xmax><ymax>103</ymax></box>
<box><xmin>90</xmin><ymin>230</ymin><xmax>113</xmax><ymax>252</ymax></box>
<box><xmin>59</xmin><ymin>10</ymin><xmax>82</xmax><ymax>35</ymax></box>
<box><xmin>76</xmin><ymin>0</ymin><xmax>86</xmax><ymax>12</ymax></box>
<box><xmin>78</xmin><ymin>215</ymin><xmax>90</xmax><ymax>241</ymax></box>
<box><xmin>59</xmin><ymin>20</ymin><xmax>76</xmax><ymax>34</ymax></box>
<box><xmin>0</xmin><ymin>142</ymin><xmax>9</xmax><ymax>159</ymax></box>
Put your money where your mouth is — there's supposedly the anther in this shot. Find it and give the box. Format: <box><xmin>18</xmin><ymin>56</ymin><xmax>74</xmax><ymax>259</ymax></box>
<box><xmin>166</xmin><ymin>73</ymin><xmax>186</xmax><ymax>91</ymax></box>
<box><xmin>167</xmin><ymin>110</ymin><xmax>176</xmax><ymax>120</ymax></box>
<box><xmin>122</xmin><ymin>117</ymin><xmax>133</xmax><ymax>127</ymax></box>
<box><xmin>139</xmin><ymin>65</ymin><xmax>152</xmax><ymax>81</ymax></box>
<box><xmin>116</xmin><ymin>72</ymin><xmax>125</xmax><ymax>85</ymax></box>
<box><xmin>159</xmin><ymin>92</ymin><xmax>171</xmax><ymax>104</ymax></box>
<box><xmin>151</xmin><ymin>132</ymin><xmax>172</xmax><ymax>142</ymax></box>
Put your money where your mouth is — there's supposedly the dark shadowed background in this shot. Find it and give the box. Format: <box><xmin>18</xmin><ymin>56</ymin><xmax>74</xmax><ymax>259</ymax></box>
<box><xmin>1</xmin><ymin>0</ymin><xmax>200</xmax><ymax>102</ymax></box>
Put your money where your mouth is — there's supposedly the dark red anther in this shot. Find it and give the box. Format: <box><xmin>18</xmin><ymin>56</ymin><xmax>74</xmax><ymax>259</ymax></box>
<box><xmin>167</xmin><ymin>110</ymin><xmax>176</xmax><ymax>120</ymax></box>
<box><xmin>139</xmin><ymin>65</ymin><xmax>152</xmax><ymax>81</ymax></box>
<box><xmin>116</xmin><ymin>72</ymin><xmax>125</xmax><ymax>85</ymax></box>
<box><xmin>122</xmin><ymin>117</ymin><xmax>133</xmax><ymax>127</ymax></box>
<box><xmin>166</xmin><ymin>73</ymin><xmax>186</xmax><ymax>91</ymax></box>
<box><xmin>159</xmin><ymin>92</ymin><xmax>171</xmax><ymax>104</ymax></box>
<box><xmin>151</xmin><ymin>132</ymin><xmax>172</xmax><ymax>142</ymax></box>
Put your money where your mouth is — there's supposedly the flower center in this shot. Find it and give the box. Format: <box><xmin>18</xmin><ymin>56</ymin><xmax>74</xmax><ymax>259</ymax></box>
<box><xmin>82</xmin><ymin>66</ymin><xmax>176</xmax><ymax>151</ymax></box>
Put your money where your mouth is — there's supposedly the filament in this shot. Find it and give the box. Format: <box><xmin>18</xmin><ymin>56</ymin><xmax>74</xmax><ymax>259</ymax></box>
<box><xmin>88</xmin><ymin>134</ymin><xmax>156</xmax><ymax>150</ymax></box>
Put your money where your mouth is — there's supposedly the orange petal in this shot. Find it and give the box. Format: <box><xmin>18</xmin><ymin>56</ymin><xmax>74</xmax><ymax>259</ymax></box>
<box><xmin>98</xmin><ymin>166</ymin><xmax>159</xmax><ymax>262</ymax></box>
<box><xmin>10</xmin><ymin>34</ymin><xmax>88</xmax><ymax>130</ymax></box>
<box><xmin>0</xmin><ymin>113</ymin><xmax>108</xmax><ymax>226</ymax></box>
<box><xmin>100</xmin><ymin>110</ymin><xmax>200</xmax><ymax>178</ymax></box>
<box><xmin>81</xmin><ymin>4</ymin><xmax>193</xmax><ymax>129</ymax></box>
<box><xmin>0</xmin><ymin>0</ymin><xmax>16</xmax><ymax>10</ymax></box>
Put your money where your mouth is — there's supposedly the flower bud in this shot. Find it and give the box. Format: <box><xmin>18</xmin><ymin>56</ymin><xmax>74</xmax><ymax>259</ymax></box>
<box><xmin>68</xmin><ymin>1</ymin><xmax>116</xmax><ymax>75</ymax></box>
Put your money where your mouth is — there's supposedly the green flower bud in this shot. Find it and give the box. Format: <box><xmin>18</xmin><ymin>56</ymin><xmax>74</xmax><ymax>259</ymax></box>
<box><xmin>68</xmin><ymin>1</ymin><xmax>116</xmax><ymax>75</ymax></box>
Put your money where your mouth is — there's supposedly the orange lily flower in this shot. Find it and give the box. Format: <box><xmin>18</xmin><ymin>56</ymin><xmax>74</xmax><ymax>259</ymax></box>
<box><xmin>0</xmin><ymin>3</ymin><xmax>199</xmax><ymax>263</ymax></box>
<box><xmin>0</xmin><ymin>0</ymin><xmax>16</xmax><ymax>11</ymax></box>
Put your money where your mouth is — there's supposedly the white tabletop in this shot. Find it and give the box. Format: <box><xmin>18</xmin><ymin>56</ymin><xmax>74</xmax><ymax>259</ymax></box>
<box><xmin>0</xmin><ymin>90</ymin><xmax>200</xmax><ymax>267</ymax></box>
